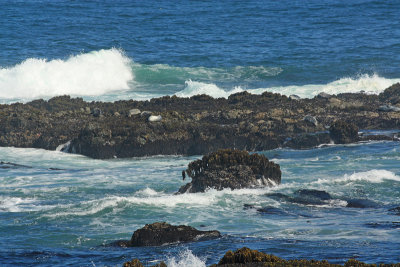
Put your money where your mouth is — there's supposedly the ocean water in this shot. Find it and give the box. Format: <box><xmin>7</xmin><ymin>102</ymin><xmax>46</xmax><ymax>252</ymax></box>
<box><xmin>1</xmin><ymin>0</ymin><xmax>400</xmax><ymax>266</ymax></box>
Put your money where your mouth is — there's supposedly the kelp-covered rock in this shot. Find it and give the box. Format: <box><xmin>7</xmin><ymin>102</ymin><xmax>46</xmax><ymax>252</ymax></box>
<box><xmin>123</xmin><ymin>259</ymin><xmax>166</xmax><ymax>267</ymax></box>
<box><xmin>329</xmin><ymin>120</ymin><xmax>359</xmax><ymax>144</ymax></box>
<box><xmin>178</xmin><ymin>149</ymin><xmax>281</xmax><ymax>193</ymax></box>
<box><xmin>129</xmin><ymin>222</ymin><xmax>221</xmax><ymax>246</ymax></box>
<box><xmin>210</xmin><ymin>247</ymin><xmax>398</xmax><ymax>267</ymax></box>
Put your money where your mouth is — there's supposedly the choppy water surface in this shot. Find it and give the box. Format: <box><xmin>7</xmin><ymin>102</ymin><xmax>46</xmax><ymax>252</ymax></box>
<box><xmin>1</xmin><ymin>1</ymin><xmax>400</xmax><ymax>102</ymax></box>
<box><xmin>1</xmin><ymin>141</ymin><xmax>399</xmax><ymax>266</ymax></box>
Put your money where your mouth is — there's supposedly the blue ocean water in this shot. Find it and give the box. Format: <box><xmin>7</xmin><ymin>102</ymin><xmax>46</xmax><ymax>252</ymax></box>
<box><xmin>1</xmin><ymin>0</ymin><xmax>400</xmax><ymax>266</ymax></box>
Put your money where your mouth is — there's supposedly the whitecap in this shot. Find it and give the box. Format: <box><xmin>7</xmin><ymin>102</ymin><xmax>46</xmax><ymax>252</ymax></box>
<box><xmin>0</xmin><ymin>48</ymin><xmax>133</xmax><ymax>102</ymax></box>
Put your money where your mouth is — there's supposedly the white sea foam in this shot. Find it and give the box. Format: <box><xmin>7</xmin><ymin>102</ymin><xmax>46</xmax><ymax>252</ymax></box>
<box><xmin>175</xmin><ymin>80</ymin><xmax>243</xmax><ymax>98</ymax></box>
<box><xmin>255</xmin><ymin>74</ymin><xmax>400</xmax><ymax>98</ymax></box>
<box><xmin>0</xmin><ymin>196</ymin><xmax>40</xmax><ymax>212</ymax></box>
<box><xmin>316</xmin><ymin>169</ymin><xmax>400</xmax><ymax>184</ymax></box>
<box><xmin>174</xmin><ymin>74</ymin><xmax>400</xmax><ymax>99</ymax></box>
<box><xmin>0</xmin><ymin>48</ymin><xmax>133</xmax><ymax>101</ymax></box>
<box><xmin>166</xmin><ymin>249</ymin><xmax>206</xmax><ymax>267</ymax></box>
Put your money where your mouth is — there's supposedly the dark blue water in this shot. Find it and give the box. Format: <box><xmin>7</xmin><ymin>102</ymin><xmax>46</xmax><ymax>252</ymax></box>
<box><xmin>1</xmin><ymin>1</ymin><xmax>400</xmax><ymax>266</ymax></box>
<box><xmin>2</xmin><ymin>0</ymin><xmax>400</xmax><ymax>84</ymax></box>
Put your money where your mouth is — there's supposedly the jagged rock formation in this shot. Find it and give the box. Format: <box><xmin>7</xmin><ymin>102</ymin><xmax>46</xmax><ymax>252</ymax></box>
<box><xmin>116</xmin><ymin>222</ymin><xmax>221</xmax><ymax>247</ymax></box>
<box><xmin>178</xmin><ymin>149</ymin><xmax>281</xmax><ymax>193</ymax></box>
<box><xmin>0</xmin><ymin>84</ymin><xmax>400</xmax><ymax>159</ymax></box>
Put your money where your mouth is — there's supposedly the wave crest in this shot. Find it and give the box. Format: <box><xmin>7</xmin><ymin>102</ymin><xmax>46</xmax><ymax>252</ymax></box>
<box><xmin>0</xmin><ymin>48</ymin><xmax>133</xmax><ymax>100</ymax></box>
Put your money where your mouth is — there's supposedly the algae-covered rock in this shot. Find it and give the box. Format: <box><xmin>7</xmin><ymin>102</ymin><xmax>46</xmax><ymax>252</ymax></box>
<box><xmin>130</xmin><ymin>222</ymin><xmax>221</xmax><ymax>246</ymax></box>
<box><xmin>123</xmin><ymin>259</ymin><xmax>166</xmax><ymax>267</ymax></box>
<box><xmin>329</xmin><ymin>120</ymin><xmax>359</xmax><ymax>144</ymax></box>
<box><xmin>178</xmin><ymin>149</ymin><xmax>281</xmax><ymax>193</ymax></box>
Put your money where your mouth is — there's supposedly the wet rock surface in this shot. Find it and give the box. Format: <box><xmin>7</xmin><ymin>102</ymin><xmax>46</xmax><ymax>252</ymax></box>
<box><xmin>208</xmin><ymin>247</ymin><xmax>400</xmax><ymax>267</ymax></box>
<box><xmin>117</xmin><ymin>222</ymin><xmax>221</xmax><ymax>247</ymax></box>
<box><xmin>329</xmin><ymin>120</ymin><xmax>359</xmax><ymax>144</ymax></box>
<box><xmin>178</xmin><ymin>149</ymin><xmax>281</xmax><ymax>193</ymax></box>
<box><xmin>0</xmin><ymin>85</ymin><xmax>399</xmax><ymax>159</ymax></box>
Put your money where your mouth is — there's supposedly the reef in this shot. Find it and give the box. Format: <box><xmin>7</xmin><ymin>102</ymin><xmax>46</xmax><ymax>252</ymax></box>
<box><xmin>124</xmin><ymin>247</ymin><xmax>400</xmax><ymax>267</ymax></box>
<box><xmin>178</xmin><ymin>149</ymin><xmax>281</xmax><ymax>193</ymax></box>
<box><xmin>113</xmin><ymin>222</ymin><xmax>221</xmax><ymax>247</ymax></box>
<box><xmin>0</xmin><ymin>83</ymin><xmax>400</xmax><ymax>159</ymax></box>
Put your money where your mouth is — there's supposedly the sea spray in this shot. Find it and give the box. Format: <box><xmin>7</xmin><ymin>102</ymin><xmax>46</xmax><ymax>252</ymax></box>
<box><xmin>0</xmin><ymin>48</ymin><xmax>133</xmax><ymax>100</ymax></box>
<box><xmin>166</xmin><ymin>249</ymin><xmax>206</xmax><ymax>267</ymax></box>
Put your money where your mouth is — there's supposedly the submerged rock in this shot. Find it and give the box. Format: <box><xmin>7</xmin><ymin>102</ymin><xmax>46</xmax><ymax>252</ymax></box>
<box><xmin>129</xmin><ymin>222</ymin><xmax>221</xmax><ymax>246</ymax></box>
<box><xmin>178</xmin><ymin>149</ymin><xmax>281</xmax><ymax>193</ymax></box>
<box><xmin>0</xmin><ymin>161</ymin><xmax>32</xmax><ymax>169</ymax></box>
<box><xmin>266</xmin><ymin>189</ymin><xmax>332</xmax><ymax>206</ymax></box>
<box><xmin>329</xmin><ymin>120</ymin><xmax>359</xmax><ymax>144</ymax></box>
<box><xmin>345</xmin><ymin>198</ymin><xmax>379</xmax><ymax>208</ymax></box>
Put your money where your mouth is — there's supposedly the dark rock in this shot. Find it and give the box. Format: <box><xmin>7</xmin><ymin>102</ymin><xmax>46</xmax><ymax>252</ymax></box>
<box><xmin>129</xmin><ymin>222</ymin><xmax>221</xmax><ymax>247</ymax></box>
<box><xmin>256</xmin><ymin>206</ymin><xmax>289</xmax><ymax>216</ymax></box>
<box><xmin>329</xmin><ymin>120</ymin><xmax>359</xmax><ymax>144</ymax></box>
<box><xmin>284</xmin><ymin>133</ymin><xmax>331</xmax><ymax>149</ymax></box>
<box><xmin>178</xmin><ymin>149</ymin><xmax>281</xmax><ymax>193</ymax></box>
<box><xmin>92</xmin><ymin>108</ymin><xmax>102</xmax><ymax>117</ymax></box>
<box><xmin>123</xmin><ymin>259</ymin><xmax>166</xmax><ymax>267</ymax></box>
<box><xmin>295</xmin><ymin>189</ymin><xmax>332</xmax><ymax>200</ymax></box>
<box><xmin>317</xmin><ymin>92</ymin><xmax>332</xmax><ymax>99</ymax></box>
<box><xmin>345</xmin><ymin>198</ymin><xmax>378</xmax><ymax>208</ymax></box>
<box><xmin>266</xmin><ymin>190</ymin><xmax>332</xmax><ymax>206</ymax></box>
<box><xmin>379</xmin><ymin>83</ymin><xmax>400</xmax><ymax>104</ymax></box>
<box><xmin>209</xmin><ymin>247</ymin><xmax>400</xmax><ymax>266</ymax></box>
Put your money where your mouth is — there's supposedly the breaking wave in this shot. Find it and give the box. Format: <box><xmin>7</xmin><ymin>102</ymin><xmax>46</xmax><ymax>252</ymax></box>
<box><xmin>175</xmin><ymin>74</ymin><xmax>400</xmax><ymax>99</ymax></box>
<box><xmin>0</xmin><ymin>48</ymin><xmax>133</xmax><ymax>101</ymax></box>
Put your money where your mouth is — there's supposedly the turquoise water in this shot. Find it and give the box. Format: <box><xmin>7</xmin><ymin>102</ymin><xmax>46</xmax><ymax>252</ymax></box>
<box><xmin>1</xmin><ymin>0</ymin><xmax>400</xmax><ymax>265</ymax></box>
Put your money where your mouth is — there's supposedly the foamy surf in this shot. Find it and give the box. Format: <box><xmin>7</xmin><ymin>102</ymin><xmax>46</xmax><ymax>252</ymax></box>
<box><xmin>316</xmin><ymin>169</ymin><xmax>400</xmax><ymax>185</ymax></box>
<box><xmin>174</xmin><ymin>74</ymin><xmax>400</xmax><ymax>99</ymax></box>
<box><xmin>0</xmin><ymin>48</ymin><xmax>133</xmax><ymax>101</ymax></box>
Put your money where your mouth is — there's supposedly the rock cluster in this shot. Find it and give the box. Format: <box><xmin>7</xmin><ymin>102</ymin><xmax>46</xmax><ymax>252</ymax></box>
<box><xmin>178</xmin><ymin>149</ymin><xmax>281</xmax><ymax>193</ymax></box>
<box><xmin>0</xmin><ymin>84</ymin><xmax>399</xmax><ymax>159</ymax></box>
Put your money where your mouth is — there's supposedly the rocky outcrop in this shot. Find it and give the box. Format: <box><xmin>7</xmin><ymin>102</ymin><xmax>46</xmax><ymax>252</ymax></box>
<box><xmin>123</xmin><ymin>259</ymin><xmax>166</xmax><ymax>267</ymax></box>
<box><xmin>0</xmin><ymin>84</ymin><xmax>399</xmax><ymax>159</ymax></box>
<box><xmin>127</xmin><ymin>222</ymin><xmax>221</xmax><ymax>247</ymax></box>
<box><xmin>329</xmin><ymin>120</ymin><xmax>359</xmax><ymax>144</ymax></box>
<box><xmin>209</xmin><ymin>247</ymin><xmax>399</xmax><ymax>267</ymax></box>
<box><xmin>178</xmin><ymin>149</ymin><xmax>281</xmax><ymax>193</ymax></box>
